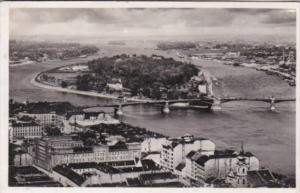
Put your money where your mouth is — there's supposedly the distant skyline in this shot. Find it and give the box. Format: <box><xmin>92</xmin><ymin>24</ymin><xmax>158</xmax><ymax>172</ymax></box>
<box><xmin>10</xmin><ymin>8</ymin><xmax>296</xmax><ymax>40</ymax></box>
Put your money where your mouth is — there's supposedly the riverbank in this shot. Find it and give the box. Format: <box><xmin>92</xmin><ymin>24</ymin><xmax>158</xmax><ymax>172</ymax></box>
<box><xmin>32</xmin><ymin>72</ymin><xmax>153</xmax><ymax>103</ymax></box>
<box><xmin>31</xmin><ymin>54</ymin><xmax>213</xmax><ymax>104</ymax></box>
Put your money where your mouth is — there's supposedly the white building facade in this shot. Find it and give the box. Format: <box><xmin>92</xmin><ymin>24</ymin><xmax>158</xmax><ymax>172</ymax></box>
<box><xmin>160</xmin><ymin>134</ymin><xmax>215</xmax><ymax>171</ymax></box>
<box><xmin>34</xmin><ymin>136</ymin><xmax>141</xmax><ymax>171</ymax></box>
<box><xmin>10</xmin><ymin>121</ymin><xmax>43</xmax><ymax>140</ymax></box>
<box><xmin>184</xmin><ymin>150</ymin><xmax>259</xmax><ymax>184</ymax></box>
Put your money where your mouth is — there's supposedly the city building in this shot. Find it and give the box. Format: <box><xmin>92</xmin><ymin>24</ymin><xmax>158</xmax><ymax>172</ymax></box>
<box><xmin>160</xmin><ymin>134</ymin><xmax>215</xmax><ymax>171</ymax></box>
<box><xmin>223</xmin><ymin>52</ymin><xmax>240</xmax><ymax>59</ymax></box>
<box><xmin>141</xmin><ymin>137</ymin><xmax>167</xmax><ymax>153</ymax></box>
<box><xmin>51</xmin><ymin>160</ymin><xmax>162</xmax><ymax>187</ymax></box>
<box><xmin>19</xmin><ymin>111</ymin><xmax>59</xmax><ymax>126</ymax></box>
<box><xmin>9</xmin><ymin>166</ymin><xmax>62</xmax><ymax>187</ymax></box>
<box><xmin>18</xmin><ymin>102</ymin><xmax>76</xmax><ymax>127</ymax></box>
<box><xmin>34</xmin><ymin>136</ymin><xmax>84</xmax><ymax>170</ymax></box>
<box><xmin>138</xmin><ymin>172</ymin><xmax>183</xmax><ymax>187</ymax></box>
<box><xmin>13</xmin><ymin>152</ymin><xmax>33</xmax><ymax>167</ymax></box>
<box><xmin>183</xmin><ymin>149</ymin><xmax>259</xmax><ymax>185</ymax></box>
<box><xmin>10</xmin><ymin>121</ymin><xmax>43</xmax><ymax>140</ymax></box>
<box><xmin>225</xmin><ymin>156</ymin><xmax>250</xmax><ymax>187</ymax></box>
<box><xmin>34</xmin><ymin>136</ymin><xmax>141</xmax><ymax>171</ymax></box>
<box><xmin>225</xmin><ymin>167</ymin><xmax>281</xmax><ymax>188</ymax></box>
<box><xmin>106</xmin><ymin>78</ymin><xmax>123</xmax><ymax>93</ymax></box>
<box><xmin>62</xmin><ymin>112</ymin><xmax>120</xmax><ymax>133</ymax></box>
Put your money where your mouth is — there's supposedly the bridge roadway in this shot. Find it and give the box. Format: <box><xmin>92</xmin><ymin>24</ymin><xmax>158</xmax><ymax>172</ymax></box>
<box><xmin>80</xmin><ymin>96</ymin><xmax>296</xmax><ymax>109</ymax></box>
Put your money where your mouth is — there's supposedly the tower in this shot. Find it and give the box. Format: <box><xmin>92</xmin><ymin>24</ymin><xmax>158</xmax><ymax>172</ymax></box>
<box><xmin>235</xmin><ymin>156</ymin><xmax>248</xmax><ymax>188</ymax></box>
<box><xmin>226</xmin><ymin>169</ymin><xmax>236</xmax><ymax>186</ymax></box>
<box><xmin>240</xmin><ymin>140</ymin><xmax>244</xmax><ymax>154</ymax></box>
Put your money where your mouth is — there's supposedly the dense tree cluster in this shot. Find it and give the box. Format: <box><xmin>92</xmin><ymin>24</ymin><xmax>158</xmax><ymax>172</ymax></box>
<box><xmin>76</xmin><ymin>54</ymin><xmax>199</xmax><ymax>99</ymax></box>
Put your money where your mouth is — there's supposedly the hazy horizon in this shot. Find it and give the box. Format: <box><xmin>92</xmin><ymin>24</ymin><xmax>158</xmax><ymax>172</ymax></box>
<box><xmin>10</xmin><ymin>8</ymin><xmax>296</xmax><ymax>43</ymax></box>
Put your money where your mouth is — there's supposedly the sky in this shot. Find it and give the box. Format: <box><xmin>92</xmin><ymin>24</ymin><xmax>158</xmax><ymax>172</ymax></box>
<box><xmin>10</xmin><ymin>8</ymin><xmax>296</xmax><ymax>40</ymax></box>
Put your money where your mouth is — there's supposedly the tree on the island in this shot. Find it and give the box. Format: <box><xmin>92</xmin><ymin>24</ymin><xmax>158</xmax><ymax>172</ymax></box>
<box><xmin>78</xmin><ymin>55</ymin><xmax>199</xmax><ymax>99</ymax></box>
<box><xmin>233</xmin><ymin>62</ymin><xmax>240</xmax><ymax>67</ymax></box>
<box><xmin>76</xmin><ymin>74</ymin><xmax>95</xmax><ymax>91</ymax></box>
<box><xmin>61</xmin><ymin>81</ymin><xmax>68</xmax><ymax>88</ymax></box>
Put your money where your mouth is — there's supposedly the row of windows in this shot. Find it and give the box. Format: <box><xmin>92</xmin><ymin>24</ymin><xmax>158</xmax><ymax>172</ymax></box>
<box><xmin>54</xmin><ymin>155</ymin><xmax>134</xmax><ymax>164</ymax></box>
<box><xmin>14</xmin><ymin>130</ymin><xmax>42</xmax><ymax>134</ymax></box>
<box><xmin>54</xmin><ymin>153</ymin><xmax>135</xmax><ymax>163</ymax></box>
<box><xmin>110</xmin><ymin>151</ymin><xmax>130</xmax><ymax>155</ymax></box>
<box><xmin>13</xmin><ymin>128</ymin><xmax>41</xmax><ymax>132</ymax></box>
<box><xmin>14</xmin><ymin>132</ymin><xmax>42</xmax><ymax>136</ymax></box>
<box><xmin>108</xmin><ymin>155</ymin><xmax>132</xmax><ymax>160</ymax></box>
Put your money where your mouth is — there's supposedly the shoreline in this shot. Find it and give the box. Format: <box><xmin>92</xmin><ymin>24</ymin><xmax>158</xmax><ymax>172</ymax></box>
<box><xmin>30</xmin><ymin>55</ymin><xmax>216</xmax><ymax>104</ymax></box>
<box><xmin>31</xmin><ymin>72</ymin><xmax>153</xmax><ymax>103</ymax></box>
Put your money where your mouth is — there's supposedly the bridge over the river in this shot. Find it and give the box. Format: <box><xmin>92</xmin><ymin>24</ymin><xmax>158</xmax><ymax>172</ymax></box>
<box><xmin>80</xmin><ymin>96</ymin><xmax>295</xmax><ymax>116</ymax></box>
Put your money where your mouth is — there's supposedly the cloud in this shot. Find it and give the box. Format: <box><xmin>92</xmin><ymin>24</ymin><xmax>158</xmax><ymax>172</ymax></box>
<box><xmin>261</xmin><ymin>10</ymin><xmax>296</xmax><ymax>25</ymax></box>
<box><xmin>226</xmin><ymin>8</ymin><xmax>275</xmax><ymax>15</ymax></box>
<box><xmin>9</xmin><ymin>8</ymin><xmax>296</xmax><ymax>38</ymax></box>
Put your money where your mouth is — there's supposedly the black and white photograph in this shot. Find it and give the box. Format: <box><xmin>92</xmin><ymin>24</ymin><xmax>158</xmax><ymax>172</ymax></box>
<box><xmin>1</xmin><ymin>1</ymin><xmax>299</xmax><ymax>190</ymax></box>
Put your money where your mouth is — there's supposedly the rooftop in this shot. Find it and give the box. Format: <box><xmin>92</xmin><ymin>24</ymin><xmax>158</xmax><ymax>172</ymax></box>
<box><xmin>62</xmin><ymin>162</ymin><xmax>146</xmax><ymax>175</ymax></box>
<box><xmin>89</xmin><ymin>122</ymin><xmax>165</xmax><ymax>143</ymax></box>
<box><xmin>175</xmin><ymin>162</ymin><xmax>186</xmax><ymax>172</ymax></box>
<box><xmin>140</xmin><ymin>159</ymin><xmax>161</xmax><ymax>171</ymax></box>
<box><xmin>186</xmin><ymin>151</ymin><xmax>196</xmax><ymax>159</ymax></box>
<box><xmin>11</xmin><ymin>121</ymin><xmax>40</xmax><ymax>127</ymax></box>
<box><xmin>73</xmin><ymin>146</ymin><xmax>93</xmax><ymax>153</ymax></box>
<box><xmin>108</xmin><ymin>141</ymin><xmax>128</xmax><ymax>152</ymax></box>
<box><xmin>247</xmin><ymin>169</ymin><xmax>279</xmax><ymax>187</ymax></box>
<box><xmin>139</xmin><ymin>172</ymin><xmax>177</xmax><ymax>181</ymax></box>
<box><xmin>163</xmin><ymin>135</ymin><xmax>208</xmax><ymax>149</ymax></box>
<box><xmin>53</xmin><ymin>165</ymin><xmax>85</xmax><ymax>186</ymax></box>
<box><xmin>194</xmin><ymin>150</ymin><xmax>254</xmax><ymax>166</ymax></box>
<box><xmin>10</xmin><ymin>166</ymin><xmax>62</xmax><ymax>187</ymax></box>
<box><xmin>127</xmin><ymin>178</ymin><xmax>142</xmax><ymax>187</ymax></box>
<box><xmin>106</xmin><ymin>160</ymin><xmax>135</xmax><ymax>167</ymax></box>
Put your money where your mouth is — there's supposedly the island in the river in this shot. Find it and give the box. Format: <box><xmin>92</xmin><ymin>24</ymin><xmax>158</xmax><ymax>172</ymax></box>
<box><xmin>36</xmin><ymin>54</ymin><xmax>214</xmax><ymax>101</ymax></box>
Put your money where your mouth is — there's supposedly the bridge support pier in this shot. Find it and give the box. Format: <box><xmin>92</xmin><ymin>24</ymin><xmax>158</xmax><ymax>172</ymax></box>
<box><xmin>211</xmin><ymin>99</ymin><xmax>222</xmax><ymax>111</ymax></box>
<box><xmin>114</xmin><ymin>105</ymin><xmax>123</xmax><ymax>116</ymax></box>
<box><xmin>270</xmin><ymin>96</ymin><xmax>276</xmax><ymax>111</ymax></box>
<box><xmin>162</xmin><ymin>102</ymin><xmax>170</xmax><ymax>114</ymax></box>
<box><xmin>270</xmin><ymin>102</ymin><xmax>276</xmax><ymax>111</ymax></box>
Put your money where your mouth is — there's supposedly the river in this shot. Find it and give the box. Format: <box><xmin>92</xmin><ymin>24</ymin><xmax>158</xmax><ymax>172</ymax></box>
<box><xmin>9</xmin><ymin>44</ymin><xmax>296</xmax><ymax>177</ymax></box>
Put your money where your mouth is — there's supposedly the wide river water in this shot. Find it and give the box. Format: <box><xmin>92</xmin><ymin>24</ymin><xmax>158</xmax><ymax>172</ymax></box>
<box><xmin>9</xmin><ymin>45</ymin><xmax>296</xmax><ymax>177</ymax></box>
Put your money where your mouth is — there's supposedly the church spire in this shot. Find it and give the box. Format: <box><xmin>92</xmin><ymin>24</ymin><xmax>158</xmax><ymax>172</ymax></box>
<box><xmin>240</xmin><ymin>140</ymin><xmax>244</xmax><ymax>154</ymax></box>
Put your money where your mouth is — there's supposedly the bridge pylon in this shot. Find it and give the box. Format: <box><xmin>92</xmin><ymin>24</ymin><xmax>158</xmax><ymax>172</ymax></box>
<box><xmin>270</xmin><ymin>96</ymin><xmax>276</xmax><ymax>111</ymax></box>
<box><xmin>162</xmin><ymin>101</ymin><xmax>170</xmax><ymax>114</ymax></box>
<box><xmin>114</xmin><ymin>104</ymin><xmax>123</xmax><ymax>116</ymax></box>
<box><xmin>211</xmin><ymin>98</ymin><xmax>222</xmax><ymax>111</ymax></box>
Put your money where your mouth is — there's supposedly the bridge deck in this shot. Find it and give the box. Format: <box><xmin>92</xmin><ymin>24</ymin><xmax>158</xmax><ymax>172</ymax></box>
<box><xmin>80</xmin><ymin>97</ymin><xmax>295</xmax><ymax>109</ymax></box>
